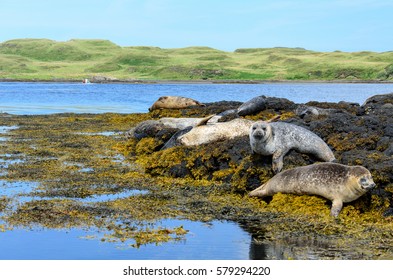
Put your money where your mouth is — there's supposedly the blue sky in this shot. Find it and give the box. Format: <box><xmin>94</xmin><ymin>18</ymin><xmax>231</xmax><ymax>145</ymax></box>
<box><xmin>1</xmin><ymin>0</ymin><xmax>392</xmax><ymax>52</ymax></box>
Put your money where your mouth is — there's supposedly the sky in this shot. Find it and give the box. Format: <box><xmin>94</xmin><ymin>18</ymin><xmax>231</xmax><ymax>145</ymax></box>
<box><xmin>0</xmin><ymin>0</ymin><xmax>392</xmax><ymax>52</ymax></box>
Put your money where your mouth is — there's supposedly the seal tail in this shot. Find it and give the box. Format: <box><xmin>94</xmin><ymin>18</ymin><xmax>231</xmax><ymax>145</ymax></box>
<box><xmin>196</xmin><ymin>115</ymin><xmax>215</xmax><ymax>127</ymax></box>
<box><xmin>267</xmin><ymin>115</ymin><xmax>281</xmax><ymax>123</ymax></box>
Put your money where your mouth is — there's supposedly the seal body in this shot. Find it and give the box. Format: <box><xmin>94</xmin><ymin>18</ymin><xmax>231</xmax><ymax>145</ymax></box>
<box><xmin>127</xmin><ymin>116</ymin><xmax>211</xmax><ymax>139</ymax></box>
<box><xmin>249</xmin><ymin>121</ymin><xmax>335</xmax><ymax>173</ymax></box>
<box><xmin>249</xmin><ymin>163</ymin><xmax>376</xmax><ymax>217</ymax></box>
<box><xmin>149</xmin><ymin>96</ymin><xmax>205</xmax><ymax>111</ymax></box>
<box><xmin>178</xmin><ymin>118</ymin><xmax>254</xmax><ymax>146</ymax></box>
<box><xmin>295</xmin><ymin>105</ymin><xmax>340</xmax><ymax>118</ymax></box>
<box><xmin>237</xmin><ymin>96</ymin><xmax>266</xmax><ymax>116</ymax></box>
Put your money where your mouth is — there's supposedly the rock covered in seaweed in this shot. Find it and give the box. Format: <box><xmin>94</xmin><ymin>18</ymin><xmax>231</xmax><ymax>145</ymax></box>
<box><xmin>125</xmin><ymin>93</ymin><xmax>393</xmax><ymax>216</ymax></box>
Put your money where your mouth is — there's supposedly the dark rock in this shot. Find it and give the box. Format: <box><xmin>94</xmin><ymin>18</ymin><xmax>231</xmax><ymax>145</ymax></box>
<box><xmin>384</xmin><ymin>124</ymin><xmax>393</xmax><ymax>137</ymax></box>
<box><xmin>264</xmin><ymin>96</ymin><xmax>297</xmax><ymax>111</ymax></box>
<box><xmin>362</xmin><ymin>92</ymin><xmax>393</xmax><ymax>116</ymax></box>
<box><xmin>383</xmin><ymin>208</ymin><xmax>393</xmax><ymax>217</ymax></box>
<box><xmin>132</xmin><ymin>93</ymin><xmax>393</xmax><ymax>211</ymax></box>
<box><xmin>384</xmin><ymin>143</ymin><xmax>393</xmax><ymax>157</ymax></box>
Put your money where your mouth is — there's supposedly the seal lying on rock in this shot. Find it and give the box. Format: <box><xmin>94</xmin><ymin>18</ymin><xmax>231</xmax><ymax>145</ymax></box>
<box><xmin>295</xmin><ymin>105</ymin><xmax>341</xmax><ymax>118</ymax></box>
<box><xmin>237</xmin><ymin>96</ymin><xmax>267</xmax><ymax>116</ymax></box>
<box><xmin>250</xmin><ymin>119</ymin><xmax>335</xmax><ymax>173</ymax></box>
<box><xmin>149</xmin><ymin>96</ymin><xmax>205</xmax><ymax>111</ymax></box>
<box><xmin>127</xmin><ymin>116</ymin><xmax>212</xmax><ymax>140</ymax></box>
<box><xmin>249</xmin><ymin>162</ymin><xmax>376</xmax><ymax>217</ymax></box>
<box><xmin>177</xmin><ymin>118</ymin><xmax>254</xmax><ymax>146</ymax></box>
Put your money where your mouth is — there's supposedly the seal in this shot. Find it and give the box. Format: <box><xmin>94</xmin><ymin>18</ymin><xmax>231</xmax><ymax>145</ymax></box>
<box><xmin>149</xmin><ymin>96</ymin><xmax>205</xmax><ymax>111</ymax></box>
<box><xmin>295</xmin><ymin>105</ymin><xmax>341</xmax><ymax>118</ymax></box>
<box><xmin>249</xmin><ymin>119</ymin><xmax>335</xmax><ymax>173</ymax></box>
<box><xmin>249</xmin><ymin>162</ymin><xmax>376</xmax><ymax>217</ymax></box>
<box><xmin>177</xmin><ymin>118</ymin><xmax>254</xmax><ymax>146</ymax></box>
<box><xmin>126</xmin><ymin>116</ymin><xmax>213</xmax><ymax>140</ymax></box>
<box><xmin>237</xmin><ymin>96</ymin><xmax>267</xmax><ymax>116</ymax></box>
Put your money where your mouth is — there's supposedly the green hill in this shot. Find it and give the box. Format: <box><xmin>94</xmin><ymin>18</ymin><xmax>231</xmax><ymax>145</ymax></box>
<box><xmin>1</xmin><ymin>38</ymin><xmax>393</xmax><ymax>82</ymax></box>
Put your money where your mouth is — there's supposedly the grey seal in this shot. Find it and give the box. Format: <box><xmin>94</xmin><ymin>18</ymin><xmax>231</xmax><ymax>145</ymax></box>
<box><xmin>250</xmin><ymin>119</ymin><xmax>335</xmax><ymax>173</ymax></box>
<box><xmin>295</xmin><ymin>105</ymin><xmax>341</xmax><ymax>118</ymax></box>
<box><xmin>237</xmin><ymin>96</ymin><xmax>267</xmax><ymax>116</ymax></box>
<box><xmin>249</xmin><ymin>162</ymin><xmax>376</xmax><ymax>217</ymax></box>
<box><xmin>126</xmin><ymin>116</ymin><xmax>212</xmax><ymax>140</ymax></box>
<box><xmin>177</xmin><ymin>118</ymin><xmax>254</xmax><ymax>146</ymax></box>
<box><xmin>149</xmin><ymin>96</ymin><xmax>205</xmax><ymax>111</ymax></box>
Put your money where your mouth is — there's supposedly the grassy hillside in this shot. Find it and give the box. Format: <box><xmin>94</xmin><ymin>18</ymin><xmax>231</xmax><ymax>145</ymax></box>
<box><xmin>1</xmin><ymin>38</ymin><xmax>393</xmax><ymax>82</ymax></box>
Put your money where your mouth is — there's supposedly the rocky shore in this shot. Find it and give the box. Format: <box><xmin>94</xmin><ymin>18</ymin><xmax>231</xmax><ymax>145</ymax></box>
<box><xmin>127</xmin><ymin>93</ymin><xmax>393</xmax><ymax>216</ymax></box>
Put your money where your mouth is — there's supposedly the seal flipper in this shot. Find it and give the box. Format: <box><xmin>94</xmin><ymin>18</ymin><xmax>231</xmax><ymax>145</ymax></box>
<box><xmin>267</xmin><ymin>115</ymin><xmax>281</xmax><ymax>123</ymax></box>
<box><xmin>195</xmin><ymin>115</ymin><xmax>215</xmax><ymax>127</ymax></box>
<box><xmin>249</xmin><ymin>183</ymin><xmax>268</xmax><ymax>197</ymax></box>
<box><xmin>161</xmin><ymin>126</ymin><xmax>193</xmax><ymax>150</ymax></box>
<box><xmin>272</xmin><ymin>150</ymin><xmax>285</xmax><ymax>174</ymax></box>
<box><xmin>330</xmin><ymin>199</ymin><xmax>343</xmax><ymax>217</ymax></box>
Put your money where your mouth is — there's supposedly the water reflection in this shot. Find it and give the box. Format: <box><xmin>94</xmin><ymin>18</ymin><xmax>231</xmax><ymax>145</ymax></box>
<box><xmin>0</xmin><ymin>220</ymin><xmax>251</xmax><ymax>260</ymax></box>
<box><xmin>246</xmin><ymin>229</ymin><xmax>388</xmax><ymax>260</ymax></box>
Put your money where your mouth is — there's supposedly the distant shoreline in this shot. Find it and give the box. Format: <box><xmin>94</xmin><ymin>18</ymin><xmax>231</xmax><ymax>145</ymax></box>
<box><xmin>1</xmin><ymin>78</ymin><xmax>393</xmax><ymax>84</ymax></box>
<box><xmin>2</xmin><ymin>39</ymin><xmax>393</xmax><ymax>83</ymax></box>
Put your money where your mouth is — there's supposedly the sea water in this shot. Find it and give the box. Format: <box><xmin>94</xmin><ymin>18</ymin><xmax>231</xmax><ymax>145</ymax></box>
<box><xmin>1</xmin><ymin>82</ymin><xmax>393</xmax><ymax>114</ymax></box>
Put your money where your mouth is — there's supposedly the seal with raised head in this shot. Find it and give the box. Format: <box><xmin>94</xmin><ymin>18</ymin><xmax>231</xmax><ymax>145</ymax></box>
<box><xmin>149</xmin><ymin>96</ymin><xmax>205</xmax><ymax>111</ymax></box>
<box><xmin>249</xmin><ymin>162</ymin><xmax>376</xmax><ymax>217</ymax></box>
<box><xmin>249</xmin><ymin>119</ymin><xmax>335</xmax><ymax>173</ymax></box>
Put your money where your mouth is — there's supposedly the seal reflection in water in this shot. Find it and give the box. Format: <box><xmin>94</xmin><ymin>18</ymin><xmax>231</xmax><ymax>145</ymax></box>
<box><xmin>249</xmin><ymin>119</ymin><xmax>335</xmax><ymax>173</ymax></box>
<box><xmin>249</xmin><ymin>163</ymin><xmax>376</xmax><ymax>217</ymax></box>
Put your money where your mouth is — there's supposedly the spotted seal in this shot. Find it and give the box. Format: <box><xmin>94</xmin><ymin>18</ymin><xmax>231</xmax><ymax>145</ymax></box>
<box><xmin>295</xmin><ymin>105</ymin><xmax>341</xmax><ymax>118</ymax></box>
<box><xmin>126</xmin><ymin>116</ymin><xmax>213</xmax><ymax>140</ymax></box>
<box><xmin>177</xmin><ymin>118</ymin><xmax>254</xmax><ymax>146</ymax></box>
<box><xmin>249</xmin><ymin>119</ymin><xmax>335</xmax><ymax>173</ymax></box>
<box><xmin>149</xmin><ymin>96</ymin><xmax>205</xmax><ymax>111</ymax></box>
<box><xmin>249</xmin><ymin>162</ymin><xmax>376</xmax><ymax>217</ymax></box>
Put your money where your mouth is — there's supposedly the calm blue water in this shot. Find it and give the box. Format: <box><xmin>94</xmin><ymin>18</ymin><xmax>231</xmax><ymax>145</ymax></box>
<box><xmin>0</xmin><ymin>220</ymin><xmax>250</xmax><ymax>260</ymax></box>
<box><xmin>1</xmin><ymin>82</ymin><xmax>393</xmax><ymax>114</ymax></box>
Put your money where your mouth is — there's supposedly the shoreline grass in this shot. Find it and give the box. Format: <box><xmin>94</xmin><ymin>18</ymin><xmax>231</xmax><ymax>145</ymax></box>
<box><xmin>1</xmin><ymin>38</ymin><xmax>393</xmax><ymax>82</ymax></box>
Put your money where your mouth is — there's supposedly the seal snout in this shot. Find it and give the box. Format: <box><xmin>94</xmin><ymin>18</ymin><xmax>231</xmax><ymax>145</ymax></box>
<box><xmin>359</xmin><ymin>176</ymin><xmax>376</xmax><ymax>190</ymax></box>
<box><xmin>363</xmin><ymin>182</ymin><xmax>376</xmax><ymax>190</ymax></box>
<box><xmin>252</xmin><ymin>130</ymin><xmax>265</xmax><ymax>140</ymax></box>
